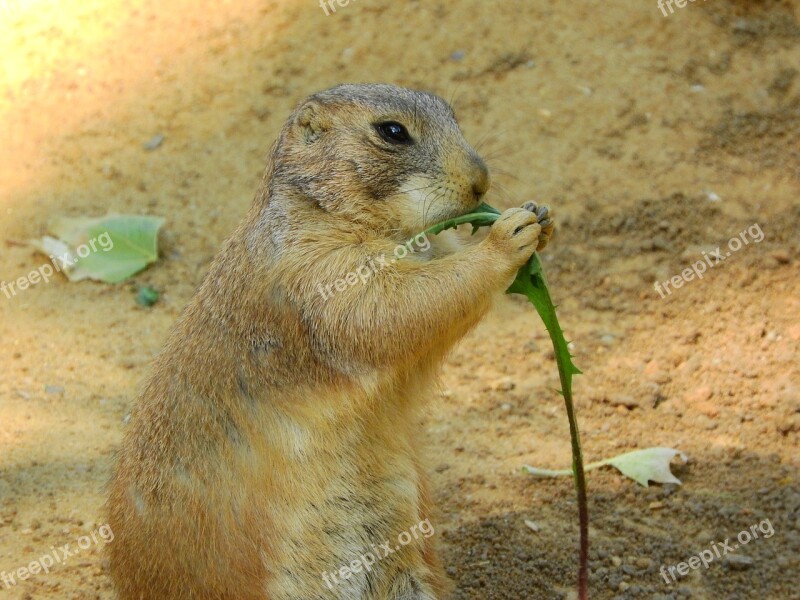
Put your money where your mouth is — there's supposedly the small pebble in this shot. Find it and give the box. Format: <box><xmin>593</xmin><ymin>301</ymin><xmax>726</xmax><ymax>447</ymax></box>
<box><xmin>524</xmin><ymin>519</ymin><xmax>540</xmax><ymax>532</ymax></box>
<box><xmin>724</xmin><ymin>554</ymin><xmax>753</xmax><ymax>570</ymax></box>
<box><xmin>648</xmin><ymin>371</ymin><xmax>672</xmax><ymax>385</ymax></box>
<box><xmin>732</xmin><ymin>18</ymin><xmax>757</xmax><ymax>33</ymax></box>
<box><xmin>647</xmin><ymin>382</ymin><xmax>665</xmax><ymax>406</ymax></box>
<box><xmin>772</xmin><ymin>249</ymin><xmax>790</xmax><ymax>264</ymax></box>
<box><xmin>778</xmin><ymin>415</ymin><xmax>800</xmax><ymax>434</ymax></box>
<box><xmin>696</xmin><ymin>400</ymin><xmax>720</xmax><ymax>418</ymax></box>
<box><xmin>493</xmin><ymin>377</ymin><xmax>516</xmax><ymax>392</ymax></box>
<box><xmin>143</xmin><ymin>133</ymin><xmax>165</xmax><ymax>151</ymax></box>
<box><xmin>45</xmin><ymin>385</ymin><xmax>64</xmax><ymax>395</ymax></box>
<box><xmin>685</xmin><ymin>385</ymin><xmax>712</xmax><ymax>404</ymax></box>
<box><xmin>610</xmin><ymin>395</ymin><xmax>640</xmax><ymax>410</ymax></box>
<box><xmin>697</xmin><ymin>415</ymin><xmax>718</xmax><ymax>430</ymax></box>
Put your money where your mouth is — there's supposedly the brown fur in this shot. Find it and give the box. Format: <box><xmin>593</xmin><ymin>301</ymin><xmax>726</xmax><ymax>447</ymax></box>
<box><xmin>106</xmin><ymin>83</ymin><xmax>552</xmax><ymax>600</ymax></box>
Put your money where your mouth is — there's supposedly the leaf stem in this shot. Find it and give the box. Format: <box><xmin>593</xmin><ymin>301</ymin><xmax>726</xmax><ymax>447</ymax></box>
<box><xmin>523</xmin><ymin>458</ymin><xmax>612</xmax><ymax>477</ymax></box>
<box><xmin>421</xmin><ymin>203</ymin><xmax>588</xmax><ymax>600</ymax></box>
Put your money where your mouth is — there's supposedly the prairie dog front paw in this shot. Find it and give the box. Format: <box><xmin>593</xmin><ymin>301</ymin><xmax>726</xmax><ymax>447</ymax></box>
<box><xmin>485</xmin><ymin>207</ymin><xmax>541</xmax><ymax>272</ymax></box>
<box><xmin>521</xmin><ymin>201</ymin><xmax>555</xmax><ymax>251</ymax></box>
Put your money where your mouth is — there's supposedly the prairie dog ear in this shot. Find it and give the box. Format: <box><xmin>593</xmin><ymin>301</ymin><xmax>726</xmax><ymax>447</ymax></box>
<box><xmin>296</xmin><ymin>101</ymin><xmax>329</xmax><ymax>143</ymax></box>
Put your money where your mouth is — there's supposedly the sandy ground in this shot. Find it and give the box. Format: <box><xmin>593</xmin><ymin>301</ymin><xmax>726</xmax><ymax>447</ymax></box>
<box><xmin>1</xmin><ymin>0</ymin><xmax>798</xmax><ymax>598</ymax></box>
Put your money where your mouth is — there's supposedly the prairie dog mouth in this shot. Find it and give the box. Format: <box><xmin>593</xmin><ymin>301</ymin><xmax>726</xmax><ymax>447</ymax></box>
<box><xmin>392</xmin><ymin>176</ymin><xmax>480</xmax><ymax>232</ymax></box>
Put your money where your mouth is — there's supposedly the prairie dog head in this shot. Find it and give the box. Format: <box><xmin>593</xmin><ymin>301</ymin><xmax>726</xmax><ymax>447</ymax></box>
<box><xmin>272</xmin><ymin>83</ymin><xmax>490</xmax><ymax>236</ymax></box>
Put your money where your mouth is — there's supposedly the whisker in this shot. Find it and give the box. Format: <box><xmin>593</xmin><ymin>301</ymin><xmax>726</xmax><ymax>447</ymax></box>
<box><xmin>480</xmin><ymin>145</ymin><xmax>520</xmax><ymax>162</ymax></box>
<box><xmin>447</xmin><ymin>82</ymin><xmax>465</xmax><ymax>117</ymax></box>
<box><xmin>474</xmin><ymin>127</ymin><xmax>517</xmax><ymax>152</ymax></box>
<box><xmin>487</xmin><ymin>166</ymin><xmax>521</xmax><ymax>182</ymax></box>
<box><xmin>490</xmin><ymin>181</ymin><xmax>514</xmax><ymax>204</ymax></box>
<box><xmin>421</xmin><ymin>185</ymin><xmax>443</xmax><ymax>230</ymax></box>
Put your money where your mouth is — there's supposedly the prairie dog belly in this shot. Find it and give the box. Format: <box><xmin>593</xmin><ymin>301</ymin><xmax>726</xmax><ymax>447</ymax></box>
<box><xmin>243</xmin><ymin>382</ymin><xmax>430</xmax><ymax>599</ymax></box>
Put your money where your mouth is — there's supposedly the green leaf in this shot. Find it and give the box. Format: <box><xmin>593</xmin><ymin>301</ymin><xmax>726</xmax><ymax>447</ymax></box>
<box><xmin>423</xmin><ymin>211</ymin><xmax>500</xmax><ymax>237</ymax></box>
<box><xmin>421</xmin><ymin>201</ymin><xmax>588</xmax><ymax>599</ymax></box>
<box><xmin>31</xmin><ymin>214</ymin><xmax>165</xmax><ymax>283</ymax></box>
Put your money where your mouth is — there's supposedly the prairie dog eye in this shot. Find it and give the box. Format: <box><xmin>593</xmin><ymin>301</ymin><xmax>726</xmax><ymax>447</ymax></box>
<box><xmin>375</xmin><ymin>121</ymin><xmax>412</xmax><ymax>145</ymax></box>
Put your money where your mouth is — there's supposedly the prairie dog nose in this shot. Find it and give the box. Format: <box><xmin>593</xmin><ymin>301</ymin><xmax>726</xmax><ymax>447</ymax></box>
<box><xmin>469</xmin><ymin>152</ymin><xmax>490</xmax><ymax>198</ymax></box>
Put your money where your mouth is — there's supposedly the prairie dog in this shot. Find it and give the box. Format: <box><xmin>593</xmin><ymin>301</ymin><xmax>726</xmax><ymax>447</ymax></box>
<box><xmin>107</xmin><ymin>83</ymin><xmax>553</xmax><ymax>600</ymax></box>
